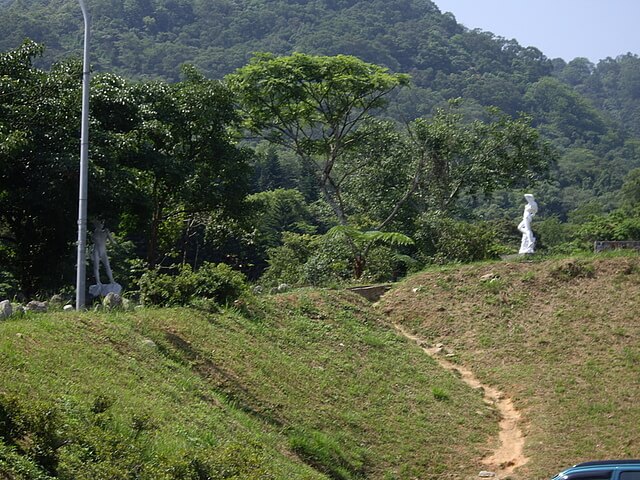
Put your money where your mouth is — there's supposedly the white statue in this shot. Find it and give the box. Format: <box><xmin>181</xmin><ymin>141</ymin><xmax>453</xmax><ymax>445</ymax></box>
<box><xmin>517</xmin><ymin>194</ymin><xmax>538</xmax><ymax>254</ymax></box>
<box><xmin>89</xmin><ymin>220</ymin><xmax>121</xmax><ymax>297</ymax></box>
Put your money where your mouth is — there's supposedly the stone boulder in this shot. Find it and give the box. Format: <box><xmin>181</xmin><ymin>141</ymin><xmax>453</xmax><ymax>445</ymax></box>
<box><xmin>25</xmin><ymin>301</ymin><xmax>47</xmax><ymax>313</ymax></box>
<box><xmin>48</xmin><ymin>294</ymin><xmax>66</xmax><ymax>309</ymax></box>
<box><xmin>102</xmin><ymin>292</ymin><xmax>123</xmax><ymax>310</ymax></box>
<box><xmin>0</xmin><ymin>300</ymin><xmax>12</xmax><ymax>320</ymax></box>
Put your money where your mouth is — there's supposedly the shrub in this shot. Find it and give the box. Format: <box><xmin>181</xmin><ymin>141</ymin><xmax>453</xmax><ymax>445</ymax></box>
<box><xmin>139</xmin><ymin>264</ymin><xmax>199</xmax><ymax>306</ymax></box>
<box><xmin>413</xmin><ymin>213</ymin><xmax>507</xmax><ymax>264</ymax></box>
<box><xmin>261</xmin><ymin>233</ymin><xmax>355</xmax><ymax>287</ymax></box>
<box><xmin>261</xmin><ymin>231</ymin><xmax>413</xmax><ymax>287</ymax></box>
<box><xmin>139</xmin><ymin>262</ymin><xmax>247</xmax><ymax>307</ymax></box>
<box><xmin>259</xmin><ymin>232</ymin><xmax>316</xmax><ymax>287</ymax></box>
<box><xmin>577</xmin><ymin>210</ymin><xmax>640</xmax><ymax>244</ymax></box>
<box><xmin>195</xmin><ymin>262</ymin><xmax>247</xmax><ymax>305</ymax></box>
<box><xmin>360</xmin><ymin>245</ymin><xmax>413</xmax><ymax>282</ymax></box>
<box><xmin>0</xmin><ymin>270</ymin><xmax>19</xmax><ymax>300</ymax></box>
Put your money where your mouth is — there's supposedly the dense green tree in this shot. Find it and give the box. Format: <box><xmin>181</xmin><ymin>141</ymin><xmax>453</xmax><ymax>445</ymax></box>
<box><xmin>620</xmin><ymin>167</ymin><xmax>640</xmax><ymax>209</ymax></box>
<box><xmin>0</xmin><ymin>41</ymin><xmax>251</xmax><ymax>294</ymax></box>
<box><xmin>524</xmin><ymin>77</ymin><xmax>608</xmax><ymax>146</ymax></box>
<box><xmin>118</xmin><ymin>66</ymin><xmax>251</xmax><ymax>267</ymax></box>
<box><xmin>227</xmin><ymin>52</ymin><xmax>410</xmax><ymax>226</ymax></box>
<box><xmin>407</xmin><ymin>103</ymin><xmax>553</xmax><ymax>215</ymax></box>
<box><xmin>556</xmin><ymin>57</ymin><xmax>594</xmax><ymax>88</ymax></box>
<box><xmin>0</xmin><ymin>41</ymin><xmax>83</xmax><ymax>294</ymax></box>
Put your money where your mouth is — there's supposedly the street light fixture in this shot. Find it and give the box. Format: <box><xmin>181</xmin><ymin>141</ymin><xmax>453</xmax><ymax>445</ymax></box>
<box><xmin>75</xmin><ymin>0</ymin><xmax>90</xmax><ymax>310</ymax></box>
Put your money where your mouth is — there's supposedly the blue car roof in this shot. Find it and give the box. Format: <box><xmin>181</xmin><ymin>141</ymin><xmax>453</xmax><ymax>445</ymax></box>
<box><xmin>555</xmin><ymin>460</ymin><xmax>640</xmax><ymax>478</ymax></box>
<box><xmin>576</xmin><ymin>461</ymin><xmax>640</xmax><ymax>467</ymax></box>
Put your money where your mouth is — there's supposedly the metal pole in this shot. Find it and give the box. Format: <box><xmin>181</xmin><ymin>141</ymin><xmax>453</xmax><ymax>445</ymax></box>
<box><xmin>76</xmin><ymin>0</ymin><xmax>90</xmax><ymax>310</ymax></box>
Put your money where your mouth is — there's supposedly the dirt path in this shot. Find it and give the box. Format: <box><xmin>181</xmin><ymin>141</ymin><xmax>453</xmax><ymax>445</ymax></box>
<box><xmin>393</xmin><ymin>323</ymin><xmax>529</xmax><ymax>478</ymax></box>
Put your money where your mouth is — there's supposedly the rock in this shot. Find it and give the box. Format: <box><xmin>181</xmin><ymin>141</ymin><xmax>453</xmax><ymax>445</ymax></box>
<box><xmin>276</xmin><ymin>283</ymin><xmax>290</xmax><ymax>293</ymax></box>
<box><xmin>0</xmin><ymin>300</ymin><xmax>12</xmax><ymax>319</ymax></box>
<box><xmin>102</xmin><ymin>292</ymin><xmax>123</xmax><ymax>310</ymax></box>
<box><xmin>25</xmin><ymin>300</ymin><xmax>47</xmax><ymax>313</ymax></box>
<box><xmin>48</xmin><ymin>294</ymin><xmax>65</xmax><ymax>308</ymax></box>
<box><xmin>63</xmin><ymin>304</ymin><xmax>74</xmax><ymax>312</ymax></box>
<box><xmin>478</xmin><ymin>471</ymin><xmax>496</xmax><ymax>478</ymax></box>
<box><xmin>141</xmin><ymin>338</ymin><xmax>157</xmax><ymax>348</ymax></box>
<box><xmin>252</xmin><ymin>285</ymin><xmax>264</xmax><ymax>295</ymax></box>
<box><xmin>480</xmin><ymin>273</ymin><xmax>498</xmax><ymax>282</ymax></box>
<box><xmin>121</xmin><ymin>297</ymin><xmax>134</xmax><ymax>311</ymax></box>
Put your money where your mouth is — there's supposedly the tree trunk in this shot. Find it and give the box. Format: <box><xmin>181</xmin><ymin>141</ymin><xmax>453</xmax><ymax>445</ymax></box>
<box><xmin>354</xmin><ymin>255</ymin><xmax>366</xmax><ymax>279</ymax></box>
<box><xmin>147</xmin><ymin>181</ymin><xmax>163</xmax><ymax>269</ymax></box>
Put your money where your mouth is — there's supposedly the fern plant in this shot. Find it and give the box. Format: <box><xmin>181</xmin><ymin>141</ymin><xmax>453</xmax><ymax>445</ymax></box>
<box><xmin>326</xmin><ymin>226</ymin><xmax>414</xmax><ymax>279</ymax></box>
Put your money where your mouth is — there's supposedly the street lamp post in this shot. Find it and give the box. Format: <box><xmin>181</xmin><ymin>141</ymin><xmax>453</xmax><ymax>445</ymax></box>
<box><xmin>75</xmin><ymin>0</ymin><xmax>90</xmax><ymax>310</ymax></box>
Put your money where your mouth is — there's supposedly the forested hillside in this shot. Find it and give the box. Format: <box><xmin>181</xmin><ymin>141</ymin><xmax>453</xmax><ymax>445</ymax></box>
<box><xmin>1</xmin><ymin>0</ymin><xmax>640</xmax><ymax>298</ymax></box>
<box><xmin>1</xmin><ymin>0</ymin><xmax>639</xmax><ymax>210</ymax></box>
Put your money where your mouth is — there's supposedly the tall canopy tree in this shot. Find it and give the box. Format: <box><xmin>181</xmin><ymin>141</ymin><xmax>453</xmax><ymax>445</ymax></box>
<box><xmin>226</xmin><ymin>52</ymin><xmax>410</xmax><ymax>226</ymax></box>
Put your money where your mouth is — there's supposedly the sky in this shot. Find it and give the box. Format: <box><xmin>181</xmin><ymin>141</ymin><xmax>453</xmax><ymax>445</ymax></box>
<box><xmin>434</xmin><ymin>0</ymin><xmax>640</xmax><ymax>63</ymax></box>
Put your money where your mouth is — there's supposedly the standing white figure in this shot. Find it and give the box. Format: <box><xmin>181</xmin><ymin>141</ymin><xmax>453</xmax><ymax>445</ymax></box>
<box><xmin>89</xmin><ymin>220</ymin><xmax>121</xmax><ymax>297</ymax></box>
<box><xmin>518</xmin><ymin>194</ymin><xmax>538</xmax><ymax>254</ymax></box>
<box><xmin>92</xmin><ymin>219</ymin><xmax>115</xmax><ymax>284</ymax></box>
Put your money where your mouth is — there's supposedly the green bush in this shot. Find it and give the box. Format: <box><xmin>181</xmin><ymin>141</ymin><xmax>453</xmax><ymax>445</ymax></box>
<box><xmin>361</xmin><ymin>245</ymin><xmax>414</xmax><ymax>282</ymax></box>
<box><xmin>577</xmin><ymin>209</ymin><xmax>640</xmax><ymax>244</ymax></box>
<box><xmin>0</xmin><ymin>270</ymin><xmax>19</xmax><ymax>300</ymax></box>
<box><xmin>139</xmin><ymin>264</ymin><xmax>199</xmax><ymax>306</ymax></box>
<box><xmin>261</xmin><ymin>233</ymin><xmax>354</xmax><ymax>287</ymax></box>
<box><xmin>261</xmin><ymin>231</ymin><xmax>414</xmax><ymax>287</ymax></box>
<box><xmin>139</xmin><ymin>262</ymin><xmax>247</xmax><ymax>307</ymax></box>
<box><xmin>259</xmin><ymin>232</ymin><xmax>316</xmax><ymax>287</ymax></box>
<box><xmin>413</xmin><ymin>213</ymin><xmax>507</xmax><ymax>264</ymax></box>
<box><xmin>195</xmin><ymin>262</ymin><xmax>247</xmax><ymax>304</ymax></box>
<box><xmin>299</xmin><ymin>236</ymin><xmax>353</xmax><ymax>286</ymax></box>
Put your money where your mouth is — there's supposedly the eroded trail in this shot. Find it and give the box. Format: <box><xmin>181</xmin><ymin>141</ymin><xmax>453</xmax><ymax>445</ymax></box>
<box><xmin>393</xmin><ymin>323</ymin><xmax>529</xmax><ymax>478</ymax></box>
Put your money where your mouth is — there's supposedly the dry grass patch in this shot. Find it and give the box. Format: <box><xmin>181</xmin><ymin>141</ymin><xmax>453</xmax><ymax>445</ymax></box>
<box><xmin>382</xmin><ymin>254</ymin><xmax>640</xmax><ymax>479</ymax></box>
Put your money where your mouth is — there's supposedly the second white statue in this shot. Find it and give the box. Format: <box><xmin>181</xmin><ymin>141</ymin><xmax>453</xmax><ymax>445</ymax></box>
<box><xmin>518</xmin><ymin>194</ymin><xmax>538</xmax><ymax>254</ymax></box>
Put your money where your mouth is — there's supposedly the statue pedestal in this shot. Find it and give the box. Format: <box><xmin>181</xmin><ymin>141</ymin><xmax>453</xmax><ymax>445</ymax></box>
<box><xmin>89</xmin><ymin>282</ymin><xmax>122</xmax><ymax>298</ymax></box>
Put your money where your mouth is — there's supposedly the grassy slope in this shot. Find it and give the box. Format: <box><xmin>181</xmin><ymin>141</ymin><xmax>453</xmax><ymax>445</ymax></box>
<box><xmin>382</xmin><ymin>253</ymin><xmax>640</xmax><ymax>479</ymax></box>
<box><xmin>0</xmin><ymin>290</ymin><xmax>495</xmax><ymax>479</ymax></box>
